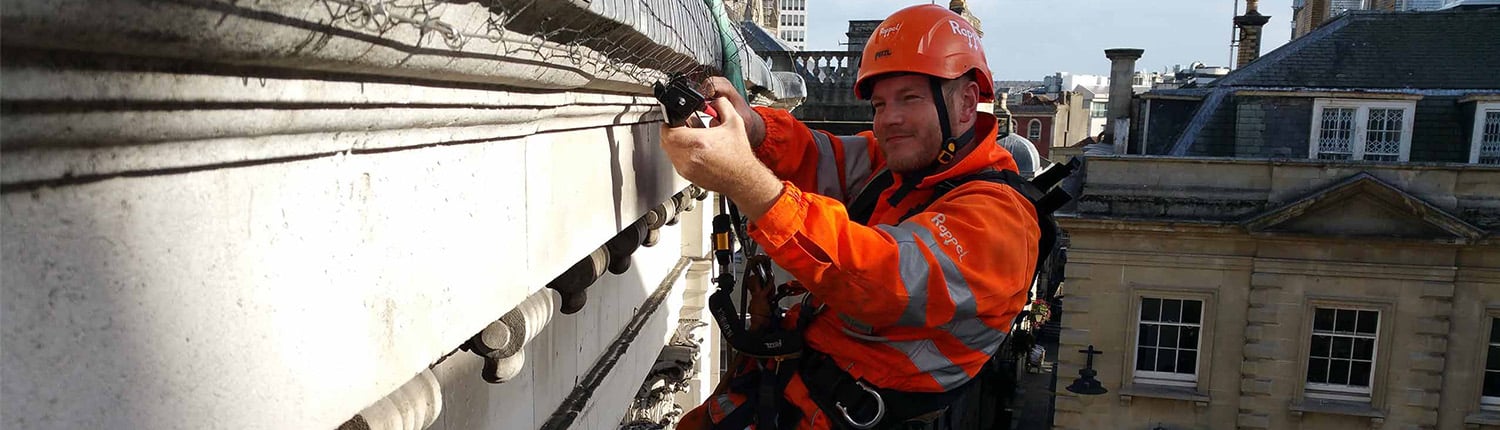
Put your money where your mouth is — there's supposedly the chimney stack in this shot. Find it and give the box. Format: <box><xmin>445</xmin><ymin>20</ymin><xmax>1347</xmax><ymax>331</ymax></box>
<box><xmin>1235</xmin><ymin>0</ymin><xmax>1273</xmax><ymax>68</ymax></box>
<box><xmin>1293</xmin><ymin>0</ymin><xmax>1330</xmax><ymax>39</ymax></box>
<box><xmin>1104</xmin><ymin>48</ymin><xmax>1144</xmax><ymax>154</ymax></box>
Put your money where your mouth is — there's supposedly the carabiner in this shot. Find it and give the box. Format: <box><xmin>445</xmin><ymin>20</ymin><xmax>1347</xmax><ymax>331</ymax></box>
<box><xmin>835</xmin><ymin>381</ymin><xmax>885</xmax><ymax>429</ymax></box>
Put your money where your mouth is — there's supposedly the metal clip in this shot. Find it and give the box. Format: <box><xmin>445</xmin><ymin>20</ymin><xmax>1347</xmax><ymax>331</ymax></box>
<box><xmin>835</xmin><ymin>381</ymin><xmax>885</xmax><ymax>429</ymax></box>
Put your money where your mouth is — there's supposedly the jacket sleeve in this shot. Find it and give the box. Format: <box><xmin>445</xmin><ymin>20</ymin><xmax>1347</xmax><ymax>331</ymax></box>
<box><xmin>748</xmin><ymin>181</ymin><xmax>1040</xmax><ymax>330</ymax></box>
<box><xmin>752</xmin><ymin>107</ymin><xmax>883</xmax><ymax>203</ymax></box>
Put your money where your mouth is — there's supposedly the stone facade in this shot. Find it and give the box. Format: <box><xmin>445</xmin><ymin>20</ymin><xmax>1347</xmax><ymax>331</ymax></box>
<box><xmin>1053</xmin><ymin>156</ymin><xmax>1500</xmax><ymax>430</ymax></box>
<box><xmin>0</xmin><ymin>0</ymin><xmax>802</xmax><ymax>428</ymax></box>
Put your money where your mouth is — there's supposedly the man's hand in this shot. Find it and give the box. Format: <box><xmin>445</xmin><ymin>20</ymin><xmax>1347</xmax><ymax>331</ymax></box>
<box><xmin>660</xmin><ymin>97</ymin><xmax>782</xmax><ymax>220</ymax></box>
<box><xmin>701</xmin><ymin>77</ymin><xmax>767</xmax><ymax>148</ymax></box>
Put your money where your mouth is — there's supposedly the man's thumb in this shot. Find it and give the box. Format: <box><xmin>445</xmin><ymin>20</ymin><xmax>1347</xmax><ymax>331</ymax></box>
<box><xmin>709</xmin><ymin>97</ymin><xmax>741</xmax><ymax>128</ymax></box>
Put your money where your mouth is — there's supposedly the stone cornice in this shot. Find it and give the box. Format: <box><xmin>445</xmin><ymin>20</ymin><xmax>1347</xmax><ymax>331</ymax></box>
<box><xmin>1070</xmin><ymin>249</ymin><xmax>1254</xmax><ymax>271</ymax></box>
<box><xmin>1254</xmin><ymin>257</ymin><xmax>1457</xmax><ymax>282</ymax></box>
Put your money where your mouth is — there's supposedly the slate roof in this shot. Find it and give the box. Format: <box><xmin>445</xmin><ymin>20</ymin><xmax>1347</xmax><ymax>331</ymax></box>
<box><xmin>1211</xmin><ymin>10</ymin><xmax>1500</xmax><ymax>89</ymax></box>
<box><xmin>739</xmin><ymin>21</ymin><xmax>797</xmax><ymax>53</ymax></box>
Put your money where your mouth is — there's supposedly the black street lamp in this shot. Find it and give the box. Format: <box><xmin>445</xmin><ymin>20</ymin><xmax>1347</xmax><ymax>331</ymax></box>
<box><xmin>1066</xmin><ymin>345</ymin><xmax>1108</xmax><ymax>395</ymax></box>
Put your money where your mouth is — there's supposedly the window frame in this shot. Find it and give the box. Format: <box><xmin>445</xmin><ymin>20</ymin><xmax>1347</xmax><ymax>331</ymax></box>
<box><xmin>1468</xmin><ymin>102</ymin><xmax>1500</xmax><ymax>164</ymax></box>
<box><xmin>1297</xmin><ymin>297</ymin><xmax>1394</xmax><ymax>406</ymax></box>
<box><xmin>1132</xmin><ymin>297</ymin><xmax>1206</xmax><ymax>387</ymax></box>
<box><xmin>1123</xmin><ymin>287</ymin><xmax>1216</xmax><ymax>390</ymax></box>
<box><xmin>1027</xmin><ymin>119</ymin><xmax>1043</xmax><ymax>142</ymax></box>
<box><xmin>1304</xmin><ymin>307</ymin><xmax>1380</xmax><ymax>399</ymax></box>
<box><xmin>1482</xmin><ymin>312</ymin><xmax>1500</xmax><ymax>411</ymax></box>
<box><xmin>1090</xmin><ymin>101</ymin><xmax>1108</xmax><ymax>118</ymax></box>
<box><xmin>1307</xmin><ymin>98</ymin><xmax>1416</xmax><ymax>162</ymax></box>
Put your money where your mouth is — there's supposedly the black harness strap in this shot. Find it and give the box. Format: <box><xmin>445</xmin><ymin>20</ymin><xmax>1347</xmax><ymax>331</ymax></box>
<box><xmin>848</xmin><ymin>169</ymin><xmax>893</xmax><ymax>226</ymax></box>
<box><xmin>799</xmin><ymin>349</ymin><xmax>972</xmax><ymax>430</ymax></box>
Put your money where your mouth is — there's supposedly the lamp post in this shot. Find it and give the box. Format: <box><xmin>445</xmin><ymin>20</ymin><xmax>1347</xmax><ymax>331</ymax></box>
<box><xmin>1066</xmin><ymin>345</ymin><xmax>1108</xmax><ymax>395</ymax></box>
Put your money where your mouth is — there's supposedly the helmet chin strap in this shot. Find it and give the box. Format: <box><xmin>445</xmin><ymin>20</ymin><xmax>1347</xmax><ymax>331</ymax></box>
<box><xmin>927</xmin><ymin>77</ymin><xmax>975</xmax><ymax>170</ymax></box>
<box><xmin>885</xmin><ymin>76</ymin><xmax>980</xmax><ymax>205</ymax></box>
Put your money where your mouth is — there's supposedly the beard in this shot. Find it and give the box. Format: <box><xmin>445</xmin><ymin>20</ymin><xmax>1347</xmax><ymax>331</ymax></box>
<box><xmin>877</xmin><ymin>134</ymin><xmax>941</xmax><ymax>173</ymax></box>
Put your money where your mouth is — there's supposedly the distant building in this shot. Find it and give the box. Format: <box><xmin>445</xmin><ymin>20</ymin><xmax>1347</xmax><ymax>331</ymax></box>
<box><xmin>994</xmin><ymin>80</ymin><xmax>1046</xmax><ymax>95</ymax></box>
<box><xmin>1044</xmin><ymin>73</ymin><xmax>1112</xmax><ymax>136</ymax></box>
<box><xmin>1003</xmin><ymin>92</ymin><xmax>1090</xmax><ymax>158</ymax></box>
<box><xmin>777</xmin><ymin>0</ymin><xmax>807</xmax><ymax>50</ymax></box>
<box><xmin>1052</xmin><ymin>10</ymin><xmax>1500</xmax><ymax>430</ymax></box>
<box><xmin>844</xmin><ymin>20</ymin><xmax>881</xmax><ymax>53</ymax></box>
<box><xmin>1294</xmin><ymin>0</ymin><xmax>1449</xmax><ymax>39</ymax></box>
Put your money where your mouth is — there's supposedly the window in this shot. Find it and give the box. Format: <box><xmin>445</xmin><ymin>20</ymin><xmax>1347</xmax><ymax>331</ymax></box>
<box><xmin>1028</xmin><ymin>120</ymin><xmax>1043</xmax><ymax>141</ymax></box>
<box><xmin>1484</xmin><ymin>318</ymin><xmax>1500</xmax><ymax>410</ymax></box>
<box><xmin>1306</xmin><ymin>307</ymin><xmax>1379</xmax><ymax>402</ymax></box>
<box><xmin>1309</xmin><ymin>99</ymin><xmax>1415</xmax><ymax>162</ymax></box>
<box><xmin>1090</xmin><ymin>101</ymin><xmax>1108</xmax><ymax>118</ymax></box>
<box><xmin>1330</xmin><ymin>0</ymin><xmax>1367</xmax><ymax>13</ymax></box>
<box><xmin>1009</xmin><ymin>119</ymin><xmax>1018</xmax><ymax>134</ymax></box>
<box><xmin>1469</xmin><ymin>102</ymin><xmax>1500</xmax><ymax>164</ymax></box>
<box><xmin>1134</xmin><ymin>298</ymin><xmax>1203</xmax><ymax>387</ymax></box>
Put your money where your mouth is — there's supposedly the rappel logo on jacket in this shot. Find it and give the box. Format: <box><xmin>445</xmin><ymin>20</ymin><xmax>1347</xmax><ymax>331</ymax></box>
<box><xmin>930</xmin><ymin>213</ymin><xmax>969</xmax><ymax>261</ymax></box>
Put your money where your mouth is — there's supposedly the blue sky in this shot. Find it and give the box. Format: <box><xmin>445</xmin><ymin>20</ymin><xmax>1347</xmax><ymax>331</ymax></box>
<box><xmin>805</xmin><ymin>0</ymin><xmax>1295</xmax><ymax>80</ymax></box>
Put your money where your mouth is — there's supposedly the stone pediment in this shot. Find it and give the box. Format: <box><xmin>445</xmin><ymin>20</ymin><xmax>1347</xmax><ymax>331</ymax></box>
<box><xmin>1243</xmin><ymin>173</ymin><xmax>1486</xmax><ymax>243</ymax></box>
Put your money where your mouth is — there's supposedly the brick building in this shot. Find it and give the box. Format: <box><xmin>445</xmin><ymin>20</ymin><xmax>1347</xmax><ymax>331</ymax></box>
<box><xmin>1003</xmin><ymin>92</ymin><xmax>1091</xmax><ymax>159</ymax></box>
<box><xmin>1293</xmin><ymin>0</ymin><xmax>1450</xmax><ymax>39</ymax></box>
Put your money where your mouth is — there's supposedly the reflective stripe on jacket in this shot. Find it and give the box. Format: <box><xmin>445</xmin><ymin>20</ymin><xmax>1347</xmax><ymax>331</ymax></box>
<box><xmin>747</xmin><ymin>107</ymin><xmax>1040</xmax><ymax>394</ymax></box>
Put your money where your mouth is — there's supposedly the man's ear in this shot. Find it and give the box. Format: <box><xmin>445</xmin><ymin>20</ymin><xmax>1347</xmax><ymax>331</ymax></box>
<box><xmin>959</xmin><ymin>80</ymin><xmax>980</xmax><ymax>123</ymax></box>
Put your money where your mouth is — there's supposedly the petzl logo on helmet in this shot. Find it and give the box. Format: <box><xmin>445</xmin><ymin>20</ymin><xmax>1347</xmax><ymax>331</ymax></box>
<box><xmin>947</xmin><ymin>20</ymin><xmax>981</xmax><ymax>49</ymax></box>
<box><xmin>878</xmin><ymin>23</ymin><xmax>902</xmax><ymax>38</ymax></box>
<box><xmin>874</xmin><ymin>49</ymin><xmax>892</xmax><ymax>59</ymax></box>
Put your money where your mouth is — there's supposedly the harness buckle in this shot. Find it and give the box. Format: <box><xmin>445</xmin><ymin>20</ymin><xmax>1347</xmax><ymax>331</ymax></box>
<box><xmin>835</xmin><ymin>381</ymin><xmax>885</xmax><ymax>429</ymax></box>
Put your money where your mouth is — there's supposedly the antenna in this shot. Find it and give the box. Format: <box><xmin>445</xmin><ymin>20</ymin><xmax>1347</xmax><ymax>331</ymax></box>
<box><xmin>1230</xmin><ymin>0</ymin><xmax>1240</xmax><ymax>67</ymax></box>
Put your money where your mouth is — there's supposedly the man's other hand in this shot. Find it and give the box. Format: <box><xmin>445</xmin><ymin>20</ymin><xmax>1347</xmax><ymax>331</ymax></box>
<box><xmin>660</xmin><ymin>97</ymin><xmax>782</xmax><ymax>220</ymax></box>
<box><xmin>702</xmin><ymin>77</ymin><xmax>767</xmax><ymax>148</ymax></box>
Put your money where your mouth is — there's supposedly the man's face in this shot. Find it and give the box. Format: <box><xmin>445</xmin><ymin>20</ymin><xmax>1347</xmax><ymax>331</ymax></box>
<box><xmin>870</xmin><ymin>74</ymin><xmax>944</xmax><ymax>173</ymax></box>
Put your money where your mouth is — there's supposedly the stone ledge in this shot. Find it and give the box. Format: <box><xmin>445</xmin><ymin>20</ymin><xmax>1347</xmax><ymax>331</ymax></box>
<box><xmin>1290</xmin><ymin>398</ymin><xmax>1385</xmax><ymax>420</ymax></box>
<box><xmin>1119</xmin><ymin>383</ymin><xmax>1211</xmax><ymax>407</ymax></box>
<box><xmin>1466</xmin><ymin>410</ymin><xmax>1500</xmax><ymax>427</ymax></box>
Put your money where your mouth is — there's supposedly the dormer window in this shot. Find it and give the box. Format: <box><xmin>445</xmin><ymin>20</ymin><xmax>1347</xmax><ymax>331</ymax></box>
<box><xmin>1309</xmin><ymin>99</ymin><xmax>1416</xmax><ymax>162</ymax></box>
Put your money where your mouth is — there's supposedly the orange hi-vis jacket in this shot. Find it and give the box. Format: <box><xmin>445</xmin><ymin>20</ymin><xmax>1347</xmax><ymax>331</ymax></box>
<box><xmin>747</xmin><ymin>106</ymin><xmax>1040</xmax><ymax>395</ymax></box>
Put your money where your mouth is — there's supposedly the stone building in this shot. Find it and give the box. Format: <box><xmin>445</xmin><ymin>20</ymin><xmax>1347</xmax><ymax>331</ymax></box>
<box><xmin>1051</xmin><ymin>10</ymin><xmax>1500</xmax><ymax>430</ymax></box>
<box><xmin>0</xmin><ymin>1</ymin><xmax>804</xmax><ymax>429</ymax></box>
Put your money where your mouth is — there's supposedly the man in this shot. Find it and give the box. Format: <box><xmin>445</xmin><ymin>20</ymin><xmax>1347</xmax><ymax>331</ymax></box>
<box><xmin>660</xmin><ymin>5</ymin><xmax>1039</xmax><ymax>429</ymax></box>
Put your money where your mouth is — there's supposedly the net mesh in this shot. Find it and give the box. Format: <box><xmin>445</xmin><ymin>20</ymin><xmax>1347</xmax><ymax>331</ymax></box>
<box><xmin>313</xmin><ymin>0</ymin><xmax>758</xmax><ymax>94</ymax></box>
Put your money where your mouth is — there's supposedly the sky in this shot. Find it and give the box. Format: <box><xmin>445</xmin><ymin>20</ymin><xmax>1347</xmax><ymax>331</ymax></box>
<box><xmin>804</xmin><ymin>0</ymin><xmax>1295</xmax><ymax>80</ymax></box>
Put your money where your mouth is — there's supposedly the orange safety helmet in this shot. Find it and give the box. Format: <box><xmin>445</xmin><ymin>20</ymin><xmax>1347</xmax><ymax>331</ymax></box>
<box><xmin>854</xmin><ymin>4</ymin><xmax>995</xmax><ymax>102</ymax></box>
